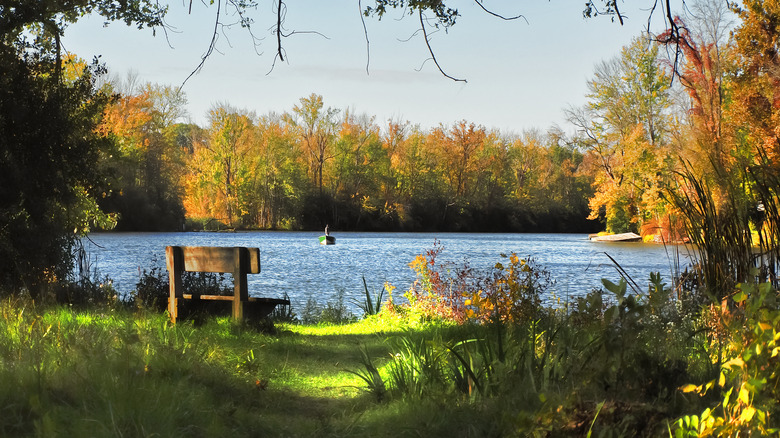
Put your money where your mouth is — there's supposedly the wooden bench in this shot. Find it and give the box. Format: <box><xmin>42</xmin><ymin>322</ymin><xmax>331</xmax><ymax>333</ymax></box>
<box><xmin>165</xmin><ymin>246</ymin><xmax>290</xmax><ymax>323</ymax></box>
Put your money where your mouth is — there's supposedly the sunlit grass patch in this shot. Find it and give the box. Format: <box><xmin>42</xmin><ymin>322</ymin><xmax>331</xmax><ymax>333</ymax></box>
<box><xmin>280</xmin><ymin>312</ymin><xmax>410</xmax><ymax>336</ymax></box>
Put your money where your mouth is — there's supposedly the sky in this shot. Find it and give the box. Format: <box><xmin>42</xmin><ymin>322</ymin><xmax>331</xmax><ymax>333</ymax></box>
<box><xmin>62</xmin><ymin>1</ymin><xmax>669</xmax><ymax>134</ymax></box>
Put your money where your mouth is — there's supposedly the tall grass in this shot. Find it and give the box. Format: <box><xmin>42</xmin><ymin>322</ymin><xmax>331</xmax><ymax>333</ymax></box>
<box><xmin>667</xmin><ymin>161</ymin><xmax>780</xmax><ymax>301</ymax></box>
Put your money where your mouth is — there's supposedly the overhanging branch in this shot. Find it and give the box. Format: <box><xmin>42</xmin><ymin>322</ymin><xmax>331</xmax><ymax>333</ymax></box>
<box><xmin>359</xmin><ymin>0</ymin><xmax>370</xmax><ymax>75</ymax></box>
<box><xmin>419</xmin><ymin>10</ymin><xmax>466</xmax><ymax>83</ymax></box>
<box><xmin>181</xmin><ymin>0</ymin><xmax>221</xmax><ymax>89</ymax></box>
<box><xmin>276</xmin><ymin>0</ymin><xmax>284</xmax><ymax>62</ymax></box>
<box><xmin>473</xmin><ymin>0</ymin><xmax>527</xmax><ymax>23</ymax></box>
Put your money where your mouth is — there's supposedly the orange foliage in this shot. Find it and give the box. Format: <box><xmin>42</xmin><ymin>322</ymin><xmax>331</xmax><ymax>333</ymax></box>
<box><xmin>98</xmin><ymin>91</ymin><xmax>154</xmax><ymax>152</ymax></box>
<box><xmin>658</xmin><ymin>16</ymin><xmax>729</xmax><ymax>169</ymax></box>
<box><xmin>730</xmin><ymin>0</ymin><xmax>780</xmax><ymax>164</ymax></box>
<box><xmin>431</xmin><ymin>120</ymin><xmax>487</xmax><ymax>198</ymax></box>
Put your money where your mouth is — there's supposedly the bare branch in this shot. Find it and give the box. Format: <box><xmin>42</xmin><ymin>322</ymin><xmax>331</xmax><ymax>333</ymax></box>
<box><xmin>181</xmin><ymin>0</ymin><xmax>221</xmax><ymax>89</ymax></box>
<box><xmin>359</xmin><ymin>0</ymin><xmax>370</xmax><ymax>75</ymax></box>
<box><xmin>650</xmin><ymin>0</ymin><xmax>686</xmax><ymax>85</ymax></box>
<box><xmin>228</xmin><ymin>0</ymin><xmax>264</xmax><ymax>56</ymax></box>
<box><xmin>154</xmin><ymin>7</ymin><xmax>178</xmax><ymax>50</ymax></box>
<box><xmin>612</xmin><ymin>0</ymin><xmax>624</xmax><ymax>25</ymax></box>
<box><xmin>418</xmin><ymin>11</ymin><xmax>466</xmax><ymax>83</ymax></box>
<box><xmin>279</xmin><ymin>29</ymin><xmax>330</xmax><ymax>39</ymax></box>
<box><xmin>647</xmin><ymin>0</ymin><xmax>658</xmax><ymax>32</ymax></box>
<box><xmin>277</xmin><ymin>0</ymin><xmax>284</xmax><ymax>62</ymax></box>
<box><xmin>473</xmin><ymin>0</ymin><xmax>528</xmax><ymax>24</ymax></box>
<box><xmin>398</xmin><ymin>28</ymin><xmax>425</xmax><ymax>43</ymax></box>
<box><xmin>266</xmin><ymin>0</ymin><xmax>329</xmax><ymax>75</ymax></box>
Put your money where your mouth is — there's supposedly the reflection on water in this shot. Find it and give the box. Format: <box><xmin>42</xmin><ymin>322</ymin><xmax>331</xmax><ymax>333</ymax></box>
<box><xmin>81</xmin><ymin>232</ymin><xmax>694</xmax><ymax>311</ymax></box>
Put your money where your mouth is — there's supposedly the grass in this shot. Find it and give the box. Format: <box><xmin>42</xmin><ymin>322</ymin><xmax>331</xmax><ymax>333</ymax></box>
<box><xmin>2</xmin><ymin>270</ymin><xmax>777</xmax><ymax>437</ymax></box>
<box><xmin>0</xmin><ymin>300</ymin><xmax>431</xmax><ymax>437</ymax></box>
<box><xmin>0</xmin><ymin>299</ymin><xmax>565</xmax><ymax>436</ymax></box>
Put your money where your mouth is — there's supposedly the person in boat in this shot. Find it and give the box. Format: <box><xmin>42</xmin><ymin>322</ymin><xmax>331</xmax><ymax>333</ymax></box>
<box><xmin>325</xmin><ymin>224</ymin><xmax>329</xmax><ymax>236</ymax></box>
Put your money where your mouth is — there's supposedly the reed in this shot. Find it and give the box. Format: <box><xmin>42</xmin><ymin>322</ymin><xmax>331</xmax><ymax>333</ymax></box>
<box><xmin>666</xmin><ymin>159</ymin><xmax>780</xmax><ymax>301</ymax></box>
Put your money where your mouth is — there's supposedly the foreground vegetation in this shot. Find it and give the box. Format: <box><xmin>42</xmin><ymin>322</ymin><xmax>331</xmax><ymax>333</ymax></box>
<box><xmin>2</xmin><ymin>244</ymin><xmax>779</xmax><ymax>437</ymax></box>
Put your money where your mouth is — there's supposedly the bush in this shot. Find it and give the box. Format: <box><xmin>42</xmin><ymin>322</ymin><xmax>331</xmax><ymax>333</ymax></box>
<box><xmin>394</xmin><ymin>241</ymin><xmax>553</xmax><ymax>325</ymax></box>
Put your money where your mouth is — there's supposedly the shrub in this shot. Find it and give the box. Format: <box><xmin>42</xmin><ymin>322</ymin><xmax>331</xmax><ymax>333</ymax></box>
<box><xmin>673</xmin><ymin>281</ymin><xmax>780</xmax><ymax>436</ymax></box>
<box><xmin>396</xmin><ymin>242</ymin><xmax>553</xmax><ymax>325</ymax></box>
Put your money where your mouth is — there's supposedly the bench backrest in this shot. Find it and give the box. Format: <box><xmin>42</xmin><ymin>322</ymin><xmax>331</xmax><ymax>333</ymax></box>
<box><xmin>166</xmin><ymin>246</ymin><xmax>260</xmax><ymax>274</ymax></box>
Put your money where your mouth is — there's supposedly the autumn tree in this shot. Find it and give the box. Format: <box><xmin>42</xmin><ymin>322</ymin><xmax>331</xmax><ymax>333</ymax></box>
<box><xmin>98</xmin><ymin>80</ymin><xmax>189</xmax><ymax>230</ymax></box>
<box><xmin>665</xmin><ymin>0</ymin><xmax>780</xmax><ymax>293</ymax></box>
<box><xmin>185</xmin><ymin>105</ymin><xmax>255</xmax><ymax>227</ymax></box>
<box><xmin>568</xmin><ymin>37</ymin><xmax>674</xmax><ymax>234</ymax></box>
<box><xmin>508</xmin><ymin>131</ymin><xmax>550</xmax><ymax>205</ymax></box>
<box><xmin>435</xmin><ymin>121</ymin><xmax>487</xmax><ymax>201</ymax></box>
<box><xmin>249</xmin><ymin>114</ymin><xmax>308</xmax><ymax>229</ymax></box>
<box><xmin>471</xmin><ymin>133</ymin><xmax>512</xmax><ymax>213</ymax></box>
<box><xmin>656</xmin><ymin>0</ymin><xmax>734</xmax><ymax>175</ymax></box>
<box><xmin>728</xmin><ymin>0</ymin><xmax>780</xmax><ymax>164</ymax></box>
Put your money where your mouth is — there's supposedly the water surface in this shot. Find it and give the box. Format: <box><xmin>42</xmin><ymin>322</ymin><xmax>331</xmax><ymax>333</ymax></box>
<box><xmin>82</xmin><ymin>232</ymin><xmax>692</xmax><ymax>310</ymax></box>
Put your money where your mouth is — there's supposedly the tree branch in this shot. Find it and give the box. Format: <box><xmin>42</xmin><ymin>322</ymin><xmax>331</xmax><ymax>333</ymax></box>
<box><xmin>181</xmin><ymin>0</ymin><xmax>221</xmax><ymax>89</ymax></box>
<box><xmin>277</xmin><ymin>0</ymin><xmax>284</xmax><ymax>62</ymax></box>
<box><xmin>612</xmin><ymin>0</ymin><xmax>624</xmax><ymax>25</ymax></box>
<box><xmin>266</xmin><ymin>0</ymin><xmax>329</xmax><ymax>75</ymax></box>
<box><xmin>419</xmin><ymin>11</ymin><xmax>466</xmax><ymax>83</ymax></box>
<box><xmin>359</xmin><ymin>0</ymin><xmax>370</xmax><ymax>75</ymax></box>
<box><xmin>473</xmin><ymin>0</ymin><xmax>528</xmax><ymax>23</ymax></box>
<box><xmin>650</xmin><ymin>0</ymin><xmax>686</xmax><ymax>85</ymax></box>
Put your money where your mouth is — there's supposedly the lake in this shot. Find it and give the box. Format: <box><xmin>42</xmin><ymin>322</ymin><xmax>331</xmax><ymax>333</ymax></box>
<box><xmin>80</xmin><ymin>232</ymin><xmax>693</xmax><ymax>311</ymax></box>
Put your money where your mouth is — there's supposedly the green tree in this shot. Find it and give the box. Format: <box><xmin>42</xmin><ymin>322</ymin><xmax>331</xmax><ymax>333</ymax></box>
<box><xmin>0</xmin><ymin>0</ymin><xmax>165</xmax><ymax>296</ymax></box>
<box><xmin>0</xmin><ymin>49</ymin><xmax>116</xmax><ymax>296</ymax></box>
<box><xmin>330</xmin><ymin>111</ymin><xmax>389</xmax><ymax>227</ymax></box>
<box><xmin>287</xmin><ymin>94</ymin><xmax>340</xmax><ymax>196</ymax></box>
<box><xmin>250</xmin><ymin>114</ymin><xmax>308</xmax><ymax>229</ymax></box>
<box><xmin>471</xmin><ymin>132</ymin><xmax>512</xmax><ymax>214</ymax></box>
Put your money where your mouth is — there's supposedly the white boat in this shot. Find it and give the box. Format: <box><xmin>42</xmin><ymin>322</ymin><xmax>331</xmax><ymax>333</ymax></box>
<box><xmin>589</xmin><ymin>232</ymin><xmax>642</xmax><ymax>242</ymax></box>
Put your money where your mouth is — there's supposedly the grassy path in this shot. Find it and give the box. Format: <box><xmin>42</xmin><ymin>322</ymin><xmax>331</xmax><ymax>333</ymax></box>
<box><xmin>254</xmin><ymin>323</ymin><xmax>398</xmax><ymax>436</ymax></box>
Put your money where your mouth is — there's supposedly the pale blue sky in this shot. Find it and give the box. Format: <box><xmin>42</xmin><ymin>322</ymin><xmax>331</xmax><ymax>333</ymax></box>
<box><xmin>63</xmin><ymin>1</ymin><xmax>665</xmax><ymax>133</ymax></box>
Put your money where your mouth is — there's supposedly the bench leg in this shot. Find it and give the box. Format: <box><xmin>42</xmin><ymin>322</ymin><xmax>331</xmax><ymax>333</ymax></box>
<box><xmin>166</xmin><ymin>246</ymin><xmax>184</xmax><ymax>324</ymax></box>
<box><xmin>232</xmin><ymin>248</ymin><xmax>249</xmax><ymax>322</ymax></box>
<box><xmin>168</xmin><ymin>297</ymin><xmax>178</xmax><ymax>323</ymax></box>
<box><xmin>232</xmin><ymin>296</ymin><xmax>244</xmax><ymax>321</ymax></box>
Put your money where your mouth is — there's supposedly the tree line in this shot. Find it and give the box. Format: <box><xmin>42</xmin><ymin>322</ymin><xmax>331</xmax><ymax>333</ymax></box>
<box><xmin>97</xmin><ymin>87</ymin><xmax>597</xmax><ymax>233</ymax></box>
